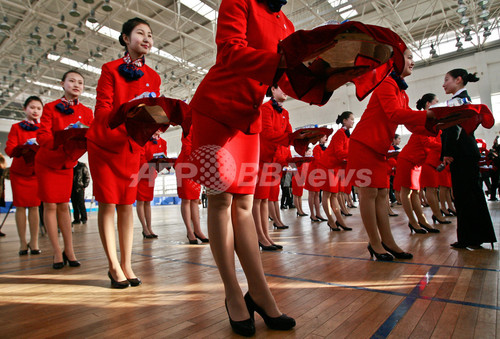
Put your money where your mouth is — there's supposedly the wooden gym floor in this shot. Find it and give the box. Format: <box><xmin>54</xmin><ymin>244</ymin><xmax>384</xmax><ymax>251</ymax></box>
<box><xmin>0</xmin><ymin>200</ymin><xmax>498</xmax><ymax>338</ymax></box>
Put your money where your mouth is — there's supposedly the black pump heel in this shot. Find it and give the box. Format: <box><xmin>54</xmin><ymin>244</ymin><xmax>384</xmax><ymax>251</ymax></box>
<box><xmin>310</xmin><ymin>216</ymin><xmax>319</xmax><ymax>222</ymax></box>
<box><xmin>273</xmin><ymin>223</ymin><xmax>288</xmax><ymax>229</ymax></box>
<box><xmin>193</xmin><ymin>232</ymin><xmax>209</xmax><ymax>243</ymax></box>
<box><xmin>367</xmin><ymin>244</ymin><xmax>393</xmax><ymax>261</ymax></box>
<box><xmin>327</xmin><ymin>222</ymin><xmax>341</xmax><ymax>231</ymax></box>
<box><xmin>381</xmin><ymin>242</ymin><xmax>413</xmax><ymax>259</ymax></box>
<box><xmin>108</xmin><ymin>271</ymin><xmax>129</xmax><ymax>289</ymax></box>
<box><xmin>419</xmin><ymin>223</ymin><xmax>440</xmax><ymax>233</ymax></box>
<box><xmin>225</xmin><ymin>299</ymin><xmax>255</xmax><ymax>337</ymax></box>
<box><xmin>408</xmin><ymin>223</ymin><xmax>427</xmax><ymax>234</ymax></box>
<box><xmin>259</xmin><ymin>242</ymin><xmax>278</xmax><ymax>251</ymax></box>
<box><xmin>335</xmin><ymin>220</ymin><xmax>352</xmax><ymax>231</ymax></box>
<box><xmin>244</xmin><ymin>292</ymin><xmax>296</xmax><ymax>330</ymax></box>
<box><xmin>296</xmin><ymin>212</ymin><xmax>308</xmax><ymax>217</ymax></box>
<box><xmin>142</xmin><ymin>231</ymin><xmax>155</xmax><ymax>239</ymax></box>
<box><xmin>432</xmin><ymin>215</ymin><xmax>451</xmax><ymax>224</ymax></box>
<box><xmin>62</xmin><ymin>251</ymin><xmax>81</xmax><ymax>267</ymax></box>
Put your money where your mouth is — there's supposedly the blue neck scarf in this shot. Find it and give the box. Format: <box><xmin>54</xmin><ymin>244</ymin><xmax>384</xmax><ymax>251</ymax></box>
<box><xmin>19</xmin><ymin>120</ymin><xmax>39</xmax><ymax>131</ymax></box>
<box><xmin>267</xmin><ymin>0</ymin><xmax>287</xmax><ymax>12</ymax></box>
<box><xmin>271</xmin><ymin>98</ymin><xmax>283</xmax><ymax>113</ymax></box>
<box><xmin>150</xmin><ymin>137</ymin><xmax>158</xmax><ymax>145</ymax></box>
<box><xmin>118</xmin><ymin>52</ymin><xmax>145</xmax><ymax>81</ymax></box>
<box><xmin>390</xmin><ymin>71</ymin><xmax>408</xmax><ymax>90</ymax></box>
<box><xmin>55</xmin><ymin>97</ymin><xmax>78</xmax><ymax>115</ymax></box>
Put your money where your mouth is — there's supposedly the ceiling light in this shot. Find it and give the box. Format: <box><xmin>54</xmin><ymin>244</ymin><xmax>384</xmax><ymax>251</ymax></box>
<box><xmin>63</xmin><ymin>32</ymin><xmax>72</xmax><ymax>45</ymax></box>
<box><xmin>46</xmin><ymin>26</ymin><xmax>57</xmax><ymax>39</ymax></box>
<box><xmin>477</xmin><ymin>0</ymin><xmax>489</xmax><ymax>7</ymax></box>
<box><xmin>64</xmin><ymin>45</ymin><xmax>73</xmax><ymax>56</ymax></box>
<box><xmin>35</xmin><ymin>40</ymin><xmax>44</xmax><ymax>52</ymax></box>
<box><xmin>479</xmin><ymin>9</ymin><xmax>490</xmax><ymax>19</ymax></box>
<box><xmin>463</xmin><ymin>25</ymin><xmax>471</xmax><ymax>34</ymax></box>
<box><xmin>0</xmin><ymin>16</ymin><xmax>10</xmax><ymax>30</ymax></box>
<box><xmin>0</xmin><ymin>29</ymin><xmax>9</xmax><ymax>37</ymax></box>
<box><xmin>57</xmin><ymin>15</ymin><xmax>67</xmax><ymax>29</ymax></box>
<box><xmin>83</xmin><ymin>0</ymin><xmax>95</xmax><ymax>3</ymax></box>
<box><xmin>26</xmin><ymin>48</ymin><xmax>35</xmax><ymax>59</ymax></box>
<box><xmin>20</xmin><ymin>56</ymin><xmax>26</xmax><ymax>66</ymax></box>
<box><xmin>69</xmin><ymin>2</ymin><xmax>80</xmax><ymax>17</ymax></box>
<box><xmin>456</xmin><ymin>37</ymin><xmax>463</xmax><ymax>50</ymax></box>
<box><xmin>87</xmin><ymin>10</ymin><xmax>98</xmax><ymax>24</ymax></box>
<box><xmin>458</xmin><ymin>0</ymin><xmax>465</xmax><ymax>4</ymax></box>
<box><xmin>88</xmin><ymin>51</ymin><xmax>96</xmax><ymax>63</ymax></box>
<box><xmin>102</xmin><ymin>0</ymin><xmax>113</xmax><ymax>12</ymax></box>
<box><xmin>32</xmin><ymin>26</ymin><xmax>41</xmax><ymax>39</ymax></box>
<box><xmin>70</xmin><ymin>39</ymin><xmax>79</xmax><ymax>50</ymax></box>
<box><xmin>465</xmin><ymin>33</ymin><xmax>473</xmax><ymax>41</ymax></box>
<box><xmin>430</xmin><ymin>44</ymin><xmax>438</xmax><ymax>58</ymax></box>
<box><xmin>94</xmin><ymin>47</ymin><xmax>103</xmax><ymax>58</ymax></box>
<box><xmin>75</xmin><ymin>21</ymin><xmax>85</xmax><ymax>35</ymax></box>
<box><xmin>483</xmin><ymin>29</ymin><xmax>491</xmax><ymax>38</ymax></box>
<box><xmin>482</xmin><ymin>20</ymin><xmax>491</xmax><ymax>29</ymax></box>
<box><xmin>27</xmin><ymin>34</ymin><xmax>37</xmax><ymax>45</ymax></box>
<box><xmin>456</xmin><ymin>4</ymin><xmax>467</xmax><ymax>14</ymax></box>
<box><xmin>460</xmin><ymin>16</ymin><xmax>469</xmax><ymax>25</ymax></box>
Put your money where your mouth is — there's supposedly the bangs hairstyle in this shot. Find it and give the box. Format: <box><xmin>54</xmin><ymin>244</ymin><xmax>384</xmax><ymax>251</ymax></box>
<box><xmin>416</xmin><ymin>93</ymin><xmax>436</xmax><ymax>110</ymax></box>
<box><xmin>23</xmin><ymin>95</ymin><xmax>43</xmax><ymax>109</ymax></box>
<box><xmin>447</xmin><ymin>68</ymin><xmax>480</xmax><ymax>86</ymax></box>
<box><xmin>119</xmin><ymin>17</ymin><xmax>152</xmax><ymax>48</ymax></box>
<box><xmin>61</xmin><ymin>69</ymin><xmax>84</xmax><ymax>82</ymax></box>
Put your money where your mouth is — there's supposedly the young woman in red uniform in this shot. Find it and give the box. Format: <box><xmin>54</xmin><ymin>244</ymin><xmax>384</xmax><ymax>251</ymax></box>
<box><xmin>188</xmin><ymin>0</ymin><xmax>300</xmax><ymax>335</ymax></box>
<box><xmin>291</xmin><ymin>147</ymin><xmax>312</xmax><ymax>217</ymax></box>
<box><xmin>317</xmin><ymin>111</ymin><xmax>354</xmax><ymax>231</ymax></box>
<box><xmin>175</xmin><ymin>128</ymin><xmax>208</xmax><ymax>245</ymax></box>
<box><xmin>5</xmin><ymin>96</ymin><xmax>43</xmax><ymax>255</ymax></box>
<box><xmin>305</xmin><ymin>135</ymin><xmax>328</xmax><ymax>222</ymax></box>
<box><xmin>35</xmin><ymin>70</ymin><xmax>94</xmax><ymax>269</ymax></box>
<box><xmin>393</xmin><ymin>131</ymin><xmax>439</xmax><ymax>234</ymax></box>
<box><xmin>267</xmin><ymin>141</ymin><xmax>291</xmax><ymax>230</ymax></box>
<box><xmin>253</xmin><ymin>85</ymin><xmax>291</xmax><ymax>251</ymax></box>
<box><xmin>416</xmin><ymin>93</ymin><xmax>451</xmax><ymax>225</ymax></box>
<box><xmin>86</xmin><ymin>18</ymin><xmax>161</xmax><ymax>288</ymax></box>
<box><xmin>136</xmin><ymin>130</ymin><xmax>166</xmax><ymax>239</ymax></box>
<box><xmin>348</xmin><ymin>48</ymin><xmax>435</xmax><ymax>261</ymax></box>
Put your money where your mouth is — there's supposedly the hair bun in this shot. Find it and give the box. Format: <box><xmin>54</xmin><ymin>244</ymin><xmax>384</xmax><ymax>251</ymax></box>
<box><xmin>335</xmin><ymin>115</ymin><xmax>342</xmax><ymax>125</ymax></box>
<box><xmin>119</xmin><ymin>34</ymin><xmax>126</xmax><ymax>47</ymax></box>
<box><xmin>467</xmin><ymin>72</ymin><xmax>480</xmax><ymax>83</ymax></box>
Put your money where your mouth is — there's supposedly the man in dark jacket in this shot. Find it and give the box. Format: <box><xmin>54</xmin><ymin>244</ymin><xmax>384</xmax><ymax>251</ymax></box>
<box><xmin>71</xmin><ymin>162</ymin><xmax>90</xmax><ymax>224</ymax></box>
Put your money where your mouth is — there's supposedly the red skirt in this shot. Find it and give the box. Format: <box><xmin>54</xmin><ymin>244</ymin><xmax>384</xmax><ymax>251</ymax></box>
<box><xmin>438</xmin><ymin>166</ymin><xmax>452</xmax><ymax>187</ymax></box>
<box><xmin>35</xmin><ymin>161</ymin><xmax>73</xmax><ymax>203</ymax></box>
<box><xmin>291</xmin><ymin>176</ymin><xmax>304</xmax><ymax>196</ymax></box>
<box><xmin>254</xmin><ymin>163</ymin><xmax>281</xmax><ymax>200</ymax></box>
<box><xmin>191</xmin><ymin>110</ymin><xmax>259</xmax><ymax>194</ymax></box>
<box><xmin>420</xmin><ymin>163</ymin><xmax>439</xmax><ymax>188</ymax></box>
<box><xmin>347</xmin><ymin>140</ymin><xmax>389</xmax><ymax>189</ymax></box>
<box><xmin>318</xmin><ymin>164</ymin><xmax>340</xmax><ymax>193</ymax></box>
<box><xmin>10</xmin><ymin>172</ymin><xmax>40</xmax><ymax>207</ymax></box>
<box><xmin>177</xmin><ymin>175</ymin><xmax>202</xmax><ymax>200</ymax></box>
<box><xmin>394</xmin><ymin>158</ymin><xmax>421</xmax><ymax>191</ymax></box>
<box><xmin>88</xmin><ymin>140</ymin><xmax>141</xmax><ymax>205</ymax></box>
<box><xmin>304</xmin><ymin>161</ymin><xmax>323</xmax><ymax>192</ymax></box>
<box><xmin>269</xmin><ymin>179</ymin><xmax>281</xmax><ymax>202</ymax></box>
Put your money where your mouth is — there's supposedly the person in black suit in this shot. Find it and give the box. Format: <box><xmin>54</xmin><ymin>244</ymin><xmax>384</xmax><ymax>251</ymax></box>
<box><xmin>441</xmin><ymin>68</ymin><xmax>497</xmax><ymax>249</ymax></box>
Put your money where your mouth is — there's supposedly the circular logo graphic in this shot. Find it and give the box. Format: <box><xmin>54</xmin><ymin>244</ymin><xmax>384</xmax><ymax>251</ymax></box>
<box><xmin>189</xmin><ymin>145</ymin><xmax>236</xmax><ymax>194</ymax></box>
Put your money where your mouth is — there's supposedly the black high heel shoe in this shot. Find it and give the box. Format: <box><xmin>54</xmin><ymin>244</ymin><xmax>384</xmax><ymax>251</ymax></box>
<box><xmin>316</xmin><ymin>216</ymin><xmax>328</xmax><ymax>221</ymax></box>
<box><xmin>108</xmin><ymin>271</ymin><xmax>129</xmax><ymax>289</ymax></box>
<box><xmin>225</xmin><ymin>299</ymin><xmax>255</xmax><ymax>337</ymax></box>
<box><xmin>62</xmin><ymin>251</ymin><xmax>81</xmax><ymax>267</ymax></box>
<box><xmin>273</xmin><ymin>223</ymin><xmax>288</xmax><ymax>229</ymax></box>
<box><xmin>432</xmin><ymin>215</ymin><xmax>451</xmax><ymax>224</ymax></box>
<box><xmin>27</xmin><ymin>243</ymin><xmax>41</xmax><ymax>255</ymax></box>
<box><xmin>151</xmin><ymin>233</ymin><xmax>159</xmax><ymax>238</ymax></box>
<box><xmin>18</xmin><ymin>246</ymin><xmax>28</xmax><ymax>256</ymax></box>
<box><xmin>367</xmin><ymin>244</ymin><xmax>393</xmax><ymax>261</ymax></box>
<box><xmin>194</xmin><ymin>232</ymin><xmax>209</xmax><ymax>243</ymax></box>
<box><xmin>296</xmin><ymin>212</ymin><xmax>308</xmax><ymax>217</ymax></box>
<box><xmin>259</xmin><ymin>242</ymin><xmax>278</xmax><ymax>251</ymax></box>
<box><xmin>310</xmin><ymin>216</ymin><xmax>320</xmax><ymax>222</ymax></box>
<box><xmin>419</xmin><ymin>223</ymin><xmax>440</xmax><ymax>233</ymax></box>
<box><xmin>381</xmin><ymin>242</ymin><xmax>413</xmax><ymax>259</ymax></box>
<box><xmin>448</xmin><ymin>208</ymin><xmax>457</xmax><ymax>216</ymax></box>
<box><xmin>336</xmin><ymin>220</ymin><xmax>352</xmax><ymax>231</ymax></box>
<box><xmin>270</xmin><ymin>243</ymin><xmax>283</xmax><ymax>250</ymax></box>
<box><xmin>408</xmin><ymin>223</ymin><xmax>427</xmax><ymax>234</ymax></box>
<box><xmin>142</xmin><ymin>231</ymin><xmax>155</xmax><ymax>239</ymax></box>
<box><xmin>327</xmin><ymin>222</ymin><xmax>341</xmax><ymax>231</ymax></box>
<box><xmin>53</xmin><ymin>254</ymin><xmax>65</xmax><ymax>269</ymax></box>
<box><xmin>187</xmin><ymin>236</ymin><xmax>198</xmax><ymax>244</ymax></box>
<box><xmin>440</xmin><ymin>209</ymin><xmax>453</xmax><ymax>217</ymax></box>
<box><xmin>389</xmin><ymin>213</ymin><xmax>399</xmax><ymax>217</ymax></box>
<box><xmin>340</xmin><ymin>211</ymin><xmax>352</xmax><ymax>217</ymax></box>
<box><xmin>127</xmin><ymin>277</ymin><xmax>142</xmax><ymax>287</ymax></box>
<box><xmin>244</xmin><ymin>292</ymin><xmax>296</xmax><ymax>330</ymax></box>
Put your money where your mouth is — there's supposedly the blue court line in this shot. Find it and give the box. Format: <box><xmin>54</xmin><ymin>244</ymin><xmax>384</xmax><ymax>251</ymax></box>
<box><xmin>134</xmin><ymin>252</ymin><xmax>500</xmax><ymax>311</ymax></box>
<box><xmin>371</xmin><ymin>266</ymin><xmax>440</xmax><ymax>339</ymax></box>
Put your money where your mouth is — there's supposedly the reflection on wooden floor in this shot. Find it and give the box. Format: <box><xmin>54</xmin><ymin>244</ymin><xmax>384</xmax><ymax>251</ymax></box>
<box><xmin>0</xmin><ymin>199</ymin><xmax>498</xmax><ymax>338</ymax></box>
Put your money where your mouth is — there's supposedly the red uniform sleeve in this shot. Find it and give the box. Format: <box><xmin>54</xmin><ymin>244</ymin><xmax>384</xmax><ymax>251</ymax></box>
<box><xmin>37</xmin><ymin>105</ymin><xmax>55</xmax><ymax>150</ymax></box>
<box><xmin>376</xmin><ymin>81</ymin><xmax>426</xmax><ymax>126</ymax></box>
<box><xmin>216</xmin><ymin>0</ymin><xmax>282</xmax><ymax>86</ymax></box>
<box><xmin>5</xmin><ymin>125</ymin><xmax>19</xmax><ymax>157</ymax></box>
<box><xmin>94</xmin><ymin>63</ymin><xmax>114</xmax><ymax>119</ymax></box>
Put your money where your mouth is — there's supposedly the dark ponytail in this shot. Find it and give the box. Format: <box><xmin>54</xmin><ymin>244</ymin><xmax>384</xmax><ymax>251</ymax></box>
<box><xmin>336</xmin><ymin>111</ymin><xmax>353</xmax><ymax>125</ymax></box>
<box><xmin>119</xmin><ymin>17</ymin><xmax>151</xmax><ymax>49</ymax></box>
<box><xmin>416</xmin><ymin>93</ymin><xmax>436</xmax><ymax>110</ymax></box>
<box><xmin>447</xmin><ymin>68</ymin><xmax>480</xmax><ymax>86</ymax></box>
